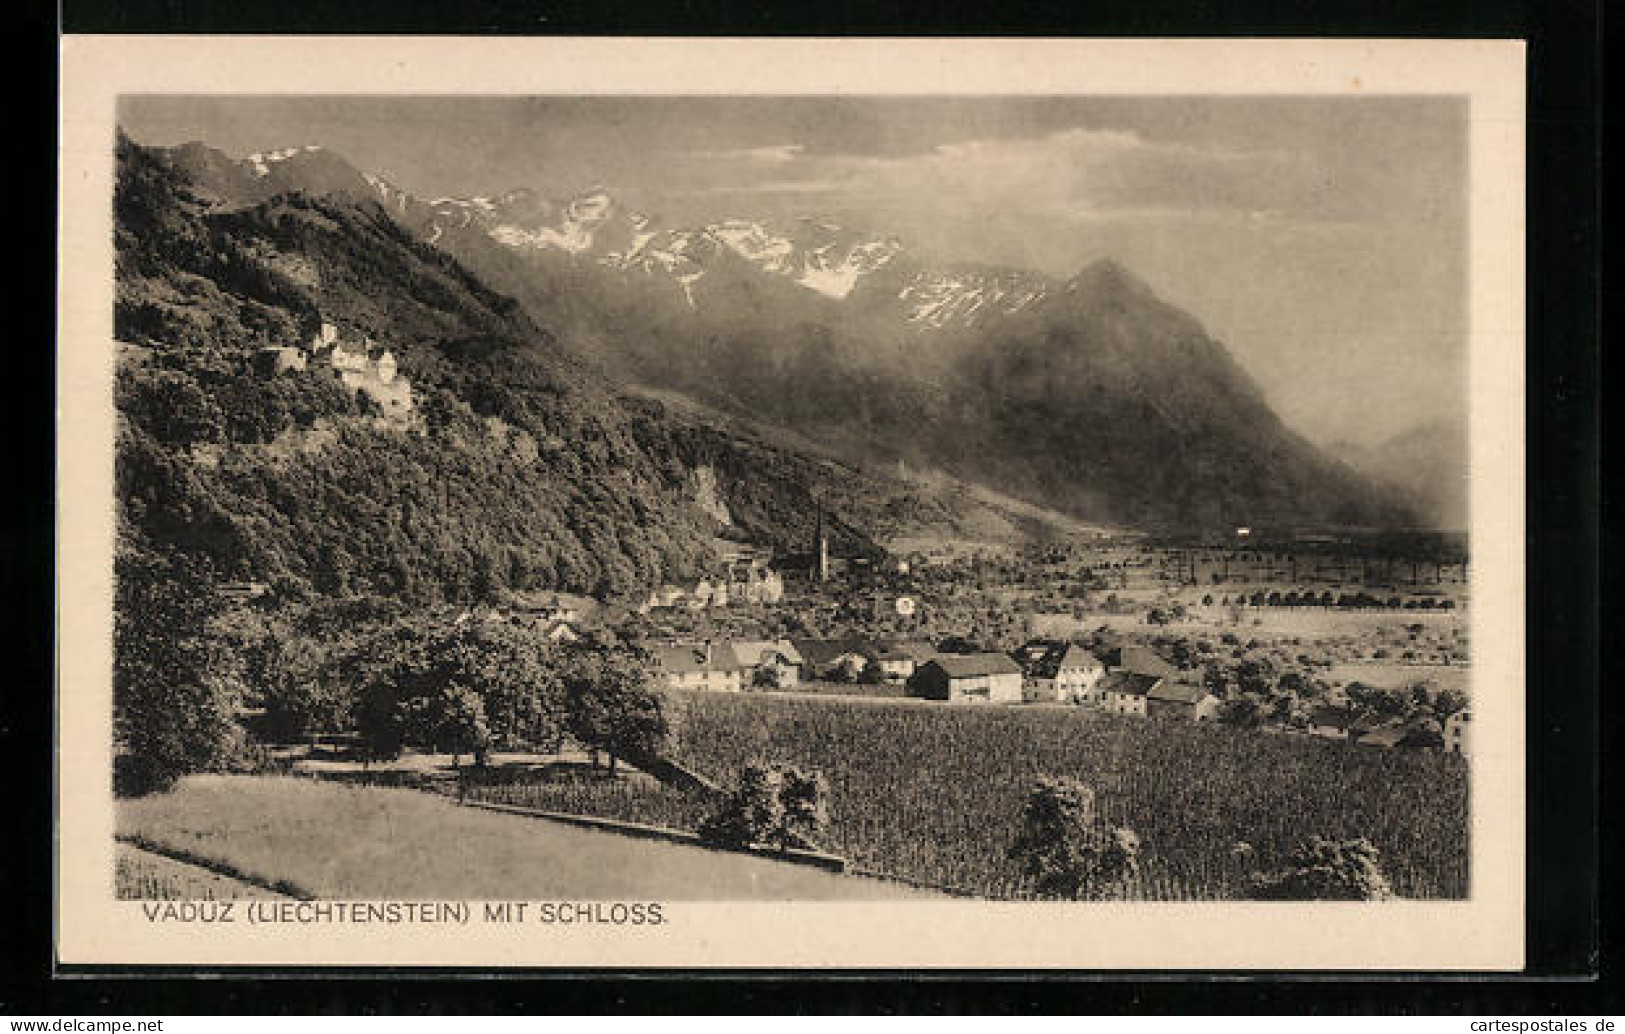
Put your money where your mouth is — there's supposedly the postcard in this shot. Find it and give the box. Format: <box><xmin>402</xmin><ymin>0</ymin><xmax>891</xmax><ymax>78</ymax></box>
<box><xmin>57</xmin><ymin>36</ymin><xmax>1526</xmax><ymax>969</ymax></box>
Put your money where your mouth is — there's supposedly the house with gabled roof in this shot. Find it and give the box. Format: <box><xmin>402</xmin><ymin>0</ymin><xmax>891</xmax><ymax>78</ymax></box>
<box><xmin>871</xmin><ymin>640</ymin><xmax>937</xmax><ymax>682</ymax></box>
<box><xmin>1098</xmin><ymin>644</ymin><xmax>1177</xmax><ymax>680</ymax></box>
<box><xmin>729</xmin><ymin>639</ymin><xmax>804</xmax><ymax>689</ymax></box>
<box><xmin>790</xmin><ymin>638</ymin><xmax>874</xmax><ymax>682</ymax></box>
<box><xmin>1098</xmin><ymin>671</ymin><xmax>1163</xmax><ymax>717</ymax></box>
<box><xmin>911</xmin><ymin>653</ymin><xmax>1024</xmax><ymax>704</ymax></box>
<box><xmin>651</xmin><ymin>642</ymin><xmax>749</xmax><ymax>693</ymax></box>
<box><xmin>1146</xmin><ymin>680</ymin><xmax>1221</xmax><ymax>722</ymax></box>
<box><xmin>1016</xmin><ymin>640</ymin><xmax>1107</xmax><ymax>704</ymax></box>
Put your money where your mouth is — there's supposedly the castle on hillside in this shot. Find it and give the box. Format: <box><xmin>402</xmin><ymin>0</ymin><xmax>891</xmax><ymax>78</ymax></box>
<box><xmin>255</xmin><ymin>320</ymin><xmax>414</xmax><ymax>418</ymax></box>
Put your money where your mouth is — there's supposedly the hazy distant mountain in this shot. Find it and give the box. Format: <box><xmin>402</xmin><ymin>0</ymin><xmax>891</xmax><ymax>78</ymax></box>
<box><xmin>1330</xmin><ymin>420</ymin><xmax>1468</xmax><ymax>531</ymax></box>
<box><xmin>141</xmin><ymin>137</ymin><xmax>1415</xmax><ymax>532</ymax></box>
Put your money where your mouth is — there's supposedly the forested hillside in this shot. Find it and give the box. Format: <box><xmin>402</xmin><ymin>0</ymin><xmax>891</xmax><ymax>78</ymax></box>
<box><xmin>113</xmin><ymin>132</ymin><xmax>902</xmax><ymax>604</ymax></box>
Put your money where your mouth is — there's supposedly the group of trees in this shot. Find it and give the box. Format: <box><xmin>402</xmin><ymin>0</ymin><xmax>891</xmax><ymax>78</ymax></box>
<box><xmin>698</xmin><ymin>761</ymin><xmax>830</xmax><ymax>853</ymax></box>
<box><xmin>114</xmin><ymin>573</ymin><xmax>673</xmax><ymax>796</ymax></box>
<box><xmin>113</xmin><ymin>550</ymin><xmax>247</xmax><ymax>796</ymax></box>
<box><xmin>321</xmin><ymin>618</ymin><xmax>670</xmax><ymax>775</ymax></box>
<box><xmin>1200</xmin><ymin>590</ymin><xmax>1457</xmax><ymax>611</ymax></box>
<box><xmin>1008</xmin><ymin>776</ymin><xmax>1396</xmax><ymax>901</ymax></box>
<box><xmin>1072</xmin><ymin>627</ymin><xmax>1466</xmax><ymax>746</ymax></box>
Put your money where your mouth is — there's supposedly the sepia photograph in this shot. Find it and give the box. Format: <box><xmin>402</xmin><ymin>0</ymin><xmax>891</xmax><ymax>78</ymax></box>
<box><xmin>56</xmin><ymin>37</ymin><xmax>1527</xmax><ymax>969</ymax></box>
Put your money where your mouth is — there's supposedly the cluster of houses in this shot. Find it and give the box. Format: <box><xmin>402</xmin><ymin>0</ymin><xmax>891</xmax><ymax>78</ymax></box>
<box><xmin>642</xmin><ymin>633</ymin><xmax>1473</xmax><ymax>752</ymax></box>
<box><xmin>1303</xmin><ymin>702</ymin><xmax>1473</xmax><ymax>757</ymax></box>
<box><xmin>638</xmin><ymin>541</ymin><xmax>786</xmax><ymax>612</ymax></box>
<box><xmin>643</xmin><ymin>632</ymin><xmax>1228</xmax><ymax>724</ymax></box>
<box><xmin>645</xmin><ymin>637</ymin><xmax>933</xmax><ymax>693</ymax></box>
<box><xmin>254</xmin><ymin>320</ymin><xmax>415</xmax><ymax>418</ymax></box>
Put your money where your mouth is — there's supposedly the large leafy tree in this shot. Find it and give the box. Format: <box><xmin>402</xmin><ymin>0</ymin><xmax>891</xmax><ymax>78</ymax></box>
<box><xmin>113</xmin><ymin>549</ymin><xmax>245</xmax><ymax>795</ymax></box>
<box><xmin>563</xmin><ymin>646</ymin><xmax>668</xmax><ymax>776</ymax></box>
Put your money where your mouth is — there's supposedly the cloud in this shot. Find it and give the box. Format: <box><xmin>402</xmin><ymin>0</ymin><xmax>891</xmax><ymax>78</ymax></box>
<box><xmin>691</xmin><ymin>127</ymin><xmax>1311</xmax><ymax>223</ymax></box>
<box><xmin>671</xmin><ymin>127</ymin><xmax>1350</xmax><ymax>233</ymax></box>
<box><xmin>685</xmin><ymin>143</ymin><xmax>806</xmax><ymax>163</ymax></box>
<box><xmin>674</xmin><ymin>179</ymin><xmax>848</xmax><ymax>197</ymax></box>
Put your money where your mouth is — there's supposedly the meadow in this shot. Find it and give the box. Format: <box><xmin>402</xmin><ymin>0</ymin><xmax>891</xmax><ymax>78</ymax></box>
<box><xmin>115</xmin><ymin>842</ymin><xmax>287</xmax><ymax>900</ymax></box>
<box><xmin>117</xmin><ymin>774</ymin><xmax>930</xmax><ymax>900</ymax></box>
<box><xmin>477</xmin><ymin>693</ymin><xmax>1469</xmax><ymax>899</ymax></box>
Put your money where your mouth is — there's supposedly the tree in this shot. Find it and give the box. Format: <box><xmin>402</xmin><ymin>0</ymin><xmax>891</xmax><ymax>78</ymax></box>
<box><xmin>1246</xmin><ymin>837</ymin><xmax>1395</xmax><ymax>900</ymax></box>
<box><xmin>434</xmin><ymin>686</ymin><xmax>491</xmax><ymax>769</ymax></box>
<box><xmin>1397</xmin><ymin>722</ymin><xmax>1444</xmax><ymax>752</ymax></box>
<box><xmin>1217</xmin><ymin>695</ymin><xmax>1265</xmax><ymax>730</ymax></box>
<box><xmin>1428</xmin><ymin>685</ymin><xmax>1470</xmax><ymax>723</ymax></box>
<box><xmin>113</xmin><ymin>550</ymin><xmax>245</xmax><ymax>795</ymax></box>
<box><xmin>565</xmin><ymin>648</ymin><xmax>668</xmax><ymax>776</ymax></box>
<box><xmin>1007</xmin><ymin>777</ymin><xmax>1141</xmax><ymax>899</ymax></box>
<box><xmin>698</xmin><ymin>761</ymin><xmax>830</xmax><ymax>852</ymax></box>
<box><xmin>353</xmin><ymin>618</ymin><xmax>566</xmax><ymax>764</ymax></box>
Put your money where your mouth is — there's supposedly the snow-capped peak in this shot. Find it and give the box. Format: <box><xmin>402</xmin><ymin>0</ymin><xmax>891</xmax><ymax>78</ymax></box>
<box><xmin>707</xmin><ymin>220</ymin><xmax>795</xmax><ymax>273</ymax></box>
<box><xmin>245</xmin><ymin>145</ymin><xmax>323</xmax><ymax>178</ymax></box>
<box><xmin>362</xmin><ymin>171</ymin><xmax>414</xmax><ymax>213</ymax></box>
<box><xmin>897</xmin><ymin>269</ymin><xmax>1049</xmax><ymax>327</ymax></box>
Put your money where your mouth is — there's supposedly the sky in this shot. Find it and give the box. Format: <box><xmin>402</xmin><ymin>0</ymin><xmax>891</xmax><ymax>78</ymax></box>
<box><xmin>119</xmin><ymin>96</ymin><xmax>1468</xmax><ymax>448</ymax></box>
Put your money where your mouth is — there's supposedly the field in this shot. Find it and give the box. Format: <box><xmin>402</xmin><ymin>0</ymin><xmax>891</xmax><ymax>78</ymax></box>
<box><xmin>476</xmin><ymin>693</ymin><xmax>1469</xmax><ymax>899</ymax></box>
<box><xmin>117</xmin><ymin>774</ymin><xmax>937</xmax><ymax>900</ymax></box>
<box><xmin>1324</xmin><ymin>664</ymin><xmax>1470</xmax><ymax>696</ymax></box>
<box><xmin>115</xmin><ymin>842</ymin><xmax>289</xmax><ymax>900</ymax></box>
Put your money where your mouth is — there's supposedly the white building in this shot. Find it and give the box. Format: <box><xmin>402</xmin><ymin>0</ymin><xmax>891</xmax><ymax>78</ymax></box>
<box><xmin>1444</xmin><ymin>708</ymin><xmax>1472</xmax><ymax>757</ymax></box>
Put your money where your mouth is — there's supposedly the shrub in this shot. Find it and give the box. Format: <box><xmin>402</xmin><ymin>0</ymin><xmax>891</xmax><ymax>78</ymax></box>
<box><xmin>698</xmin><ymin>761</ymin><xmax>830</xmax><ymax>852</ymax></box>
<box><xmin>1246</xmin><ymin>837</ymin><xmax>1395</xmax><ymax>900</ymax></box>
<box><xmin>1007</xmin><ymin>777</ymin><xmax>1141</xmax><ymax>899</ymax></box>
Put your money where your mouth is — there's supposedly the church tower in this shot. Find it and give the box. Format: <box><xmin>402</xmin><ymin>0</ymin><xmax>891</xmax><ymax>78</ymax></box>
<box><xmin>815</xmin><ymin>504</ymin><xmax>830</xmax><ymax>584</ymax></box>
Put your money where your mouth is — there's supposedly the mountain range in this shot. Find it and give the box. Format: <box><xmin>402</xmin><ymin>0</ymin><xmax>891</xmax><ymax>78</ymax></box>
<box><xmin>1330</xmin><ymin>420</ymin><xmax>1468</xmax><ymax>531</ymax></box>
<box><xmin>149</xmin><ymin>136</ymin><xmax>1419</xmax><ymax>538</ymax></box>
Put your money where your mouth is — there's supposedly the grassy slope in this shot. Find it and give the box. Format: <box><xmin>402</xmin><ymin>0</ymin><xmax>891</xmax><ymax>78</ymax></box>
<box><xmin>117</xmin><ymin>775</ymin><xmax>935</xmax><ymax>900</ymax></box>
<box><xmin>115</xmin><ymin>842</ymin><xmax>289</xmax><ymax>900</ymax></box>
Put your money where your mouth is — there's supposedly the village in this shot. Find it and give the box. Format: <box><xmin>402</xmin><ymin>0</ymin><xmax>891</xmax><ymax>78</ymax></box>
<box><xmin>397</xmin><ymin>513</ymin><xmax>1474</xmax><ymax>758</ymax></box>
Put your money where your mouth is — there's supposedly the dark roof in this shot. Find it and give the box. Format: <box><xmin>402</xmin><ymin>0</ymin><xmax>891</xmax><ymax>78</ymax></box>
<box><xmin>1015</xmin><ymin>641</ymin><xmax>1103</xmax><ymax>679</ymax></box>
<box><xmin>790</xmin><ymin>638</ymin><xmax>874</xmax><ymax>666</ymax></box>
<box><xmin>1014</xmin><ymin>640</ymin><xmax>1066</xmax><ymax>677</ymax></box>
<box><xmin>878</xmin><ymin>640</ymin><xmax>938</xmax><ymax>663</ymax></box>
<box><xmin>652</xmin><ymin>644</ymin><xmax>745</xmax><ymax>675</ymax></box>
<box><xmin>1147</xmin><ymin>681</ymin><xmax>1211</xmax><ymax>705</ymax></box>
<box><xmin>1097</xmin><ymin>672</ymin><xmax>1164</xmax><ymax>698</ymax></box>
<box><xmin>1357</xmin><ymin>725</ymin><xmax>1406</xmax><ymax>747</ymax></box>
<box><xmin>1102</xmin><ymin>644</ymin><xmax>1177</xmax><ymax>678</ymax></box>
<box><xmin>1309</xmin><ymin>705</ymin><xmax>1356</xmax><ymax>729</ymax></box>
<box><xmin>923</xmin><ymin>653</ymin><xmax>1024</xmax><ymax>679</ymax></box>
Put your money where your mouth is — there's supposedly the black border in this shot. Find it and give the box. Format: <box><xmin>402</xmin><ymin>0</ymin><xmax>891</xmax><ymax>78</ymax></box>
<box><xmin>15</xmin><ymin>0</ymin><xmax>1608</xmax><ymax>1014</ymax></box>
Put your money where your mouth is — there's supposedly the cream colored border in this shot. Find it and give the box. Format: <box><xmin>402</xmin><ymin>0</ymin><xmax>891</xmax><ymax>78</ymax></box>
<box><xmin>57</xmin><ymin>36</ymin><xmax>1526</xmax><ymax>970</ymax></box>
